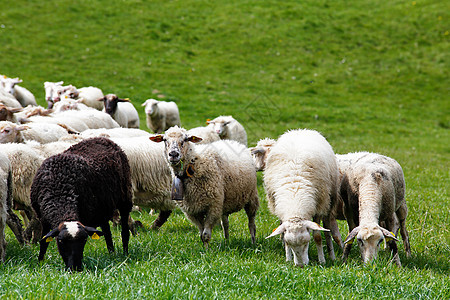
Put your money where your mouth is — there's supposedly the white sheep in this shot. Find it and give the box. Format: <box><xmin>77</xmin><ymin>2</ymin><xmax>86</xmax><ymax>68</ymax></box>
<box><xmin>0</xmin><ymin>77</ymin><xmax>37</xmax><ymax>107</ymax></box>
<box><xmin>61</xmin><ymin>85</ymin><xmax>104</xmax><ymax>110</ymax></box>
<box><xmin>207</xmin><ymin>115</ymin><xmax>247</xmax><ymax>146</ymax></box>
<box><xmin>337</xmin><ymin>152</ymin><xmax>411</xmax><ymax>266</ymax></box>
<box><xmin>0</xmin><ymin>88</ymin><xmax>22</xmax><ymax>109</ymax></box>
<box><xmin>99</xmin><ymin>94</ymin><xmax>140</xmax><ymax>128</ymax></box>
<box><xmin>186</xmin><ymin>126</ymin><xmax>220</xmax><ymax>144</ymax></box>
<box><xmin>264</xmin><ymin>129</ymin><xmax>341</xmax><ymax>267</ymax></box>
<box><xmin>141</xmin><ymin>99</ymin><xmax>181</xmax><ymax>133</ymax></box>
<box><xmin>0</xmin><ymin>121</ymin><xmax>72</xmax><ymax>144</ymax></box>
<box><xmin>150</xmin><ymin>126</ymin><xmax>259</xmax><ymax>246</ymax></box>
<box><xmin>0</xmin><ymin>152</ymin><xmax>9</xmax><ymax>261</ymax></box>
<box><xmin>44</xmin><ymin>81</ymin><xmax>65</xmax><ymax>109</ymax></box>
<box><xmin>80</xmin><ymin>127</ymin><xmax>150</xmax><ymax>139</ymax></box>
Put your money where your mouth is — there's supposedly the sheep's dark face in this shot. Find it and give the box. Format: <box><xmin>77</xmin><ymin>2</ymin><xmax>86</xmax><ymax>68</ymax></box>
<box><xmin>43</xmin><ymin>221</ymin><xmax>103</xmax><ymax>272</ymax></box>
<box><xmin>101</xmin><ymin>94</ymin><xmax>129</xmax><ymax>115</ymax></box>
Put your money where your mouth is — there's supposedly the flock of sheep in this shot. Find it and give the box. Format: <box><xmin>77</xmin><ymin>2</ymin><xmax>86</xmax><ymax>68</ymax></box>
<box><xmin>0</xmin><ymin>75</ymin><xmax>411</xmax><ymax>271</ymax></box>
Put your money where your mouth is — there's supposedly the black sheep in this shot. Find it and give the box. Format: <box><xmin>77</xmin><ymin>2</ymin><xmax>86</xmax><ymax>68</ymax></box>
<box><xmin>31</xmin><ymin>137</ymin><xmax>132</xmax><ymax>271</ymax></box>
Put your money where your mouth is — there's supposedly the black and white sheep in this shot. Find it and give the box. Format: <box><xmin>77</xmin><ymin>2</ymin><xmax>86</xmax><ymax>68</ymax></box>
<box><xmin>99</xmin><ymin>94</ymin><xmax>139</xmax><ymax>128</ymax></box>
<box><xmin>141</xmin><ymin>99</ymin><xmax>181</xmax><ymax>133</ymax></box>
<box><xmin>263</xmin><ymin>129</ymin><xmax>342</xmax><ymax>267</ymax></box>
<box><xmin>30</xmin><ymin>137</ymin><xmax>133</xmax><ymax>271</ymax></box>
<box><xmin>337</xmin><ymin>152</ymin><xmax>411</xmax><ymax>266</ymax></box>
<box><xmin>150</xmin><ymin>126</ymin><xmax>259</xmax><ymax>246</ymax></box>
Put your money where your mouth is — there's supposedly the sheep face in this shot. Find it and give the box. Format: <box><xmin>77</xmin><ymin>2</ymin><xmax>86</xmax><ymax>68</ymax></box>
<box><xmin>266</xmin><ymin>220</ymin><xmax>329</xmax><ymax>267</ymax></box>
<box><xmin>42</xmin><ymin>221</ymin><xmax>103</xmax><ymax>271</ymax></box>
<box><xmin>150</xmin><ymin>126</ymin><xmax>202</xmax><ymax>167</ymax></box>
<box><xmin>142</xmin><ymin>99</ymin><xmax>159</xmax><ymax>115</ymax></box>
<box><xmin>250</xmin><ymin>138</ymin><xmax>276</xmax><ymax>171</ymax></box>
<box><xmin>0</xmin><ymin>77</ymin><xmax>21</xmax><ymax>95</ymax></box>
<box><xmin>207</xmin><ymin>119</ymin><xmax>231</xmax><ymax>137</ymax></box>
<box><xmin>44</xmin><ymin>81</ymin><xmax>64</xmax><ymax>108</ymax></box>
<box><xmin>344</xmin><ymin>224</ymin><xmax>398</xmax><ymax>264</ymax></box>
<box><xmin>100</xmin><ymin>94</ymin><xmax>129</xmax><ymax>115</ymax></box>
<box><xmin>0</xmin><ymin>121</ymin><xmax>28</xmax><ymax>143</ymax></box>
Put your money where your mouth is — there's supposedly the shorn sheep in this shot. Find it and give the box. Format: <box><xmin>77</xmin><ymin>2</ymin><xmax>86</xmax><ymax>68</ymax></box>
<box><xmin>207</xmin><ymin>115</ymin><xmax>247</xmax><ymax>146</ymax></box>
<box><xmin>99</xmin><ymin>94</ymin><xmax>140</xmax><ymax>128</ymax></box>
<box><xmin>150</xmin><ymin>126</ymin><xmax>259</xmax><ymax>246</ymax></box>
<box><xmin>337</xmin><ymin>152</ymin><xmax>411</xmax><ymax>266</ymax></box>
<box><xmin>141</xmin><ymin>99</ymin><xmax>181</xmax><ymax>133</ymax></box>
<box><xmin>31</xmin><ymin>137</ymin><xmax>133</xmax><ymax>271</ymax></box>
<box><xmin>263</xmin><ymin>129</ymin><xmax>341</xmax><ymax>267</ymax></box>
<box><xmin>0</xmin><ymin>76</ymin><xmax>37</xmax><ymax>107</ymax></box>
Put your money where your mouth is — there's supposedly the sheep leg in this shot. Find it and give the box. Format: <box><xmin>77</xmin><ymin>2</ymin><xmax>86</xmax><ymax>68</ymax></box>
<box><xmin>396</xmin><ymin>203</ymin><xmax>411</xmax><ymax>258</ymax></box>
<box><xmin>244</xmin><ymin>201</ymin><xmax>258</xmax><ymax>244</ymax></box>
<box><xmin>6</xmin><ymin>210</ymin><xmax>25</xmax><ymax>245</ymax></box>
<box><xmin>312</xmin><ymin>217</ymin><xmax>325</xmax><ymax>264</ymax></box>
<box><xmin>221</xmin><ymin>215</ymin><xmax>229</xmax><ymax>240</ymax></box>
<box><xmin>285</xmin><ymin>244</ymin><xmax>293</xmax><ymax>262</ymax></box>
<box><xmin>342</xmin><ymin>203</ymin><xmax>358</xmax><ymax>262</ymax></box>
<box><xmin>100</xmin><ymin>223</ymin><xmax>114</xmax><ymax>253</ymax></box>
<box><xmin>38</xmin><ymin>223</ymin><xmax>51</xmax><ymax>261</ymax></box>
<box><xmin>25</xmin><ymin>216</ymin><xmax>42</xmax><ymax>244</ymax></box>
<box><xmin>329</xmin><ymin>217</ymin><xmax>343</xmax><ymax>251</ymax></box>
<box><xmin>202</xmin><ymin>213</ymin><xmax>219</xmax><ymax>248</ymax></box>
<box><xmin>385</xmin><ymin>216</ymin><xmax>401</xmax><ymax>266</ymax></box>
<box><xmin>120</xmin><ymin>212</ymin><xmax>130</xmax><ymax>255</ymax></box>
<box><xmin>150</xmin><ymin>210</ymin><xmax>172</xmax><ymax>230</ymax></box>
<box><xmin>322</xmin><ymin>217</ymin><xmax>336</xmax><ymax>261</ymax></box>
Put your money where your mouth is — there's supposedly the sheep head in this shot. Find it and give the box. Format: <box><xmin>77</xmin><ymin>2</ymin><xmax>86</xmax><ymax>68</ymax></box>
<box><xmin>42</xmin><ymin>221</ymin><xmax>104</xmax><ymax>272</ymax></box>
<box><xmin>141</xmin><ymin>99</ymin><xmax>159</xmax><ymax>116</ymax></box>
<box><xmin>250</xmin><ymin>138</ymin><xmax>276</xmax><ymax>171</ymax></box>
<box><xmin>150</xmin><ymin>126</ymin><xmax>202</xmax><ymax>172</ymax></box>
<box><xmin>344</xmin><ymin>224</ymin><xmax>398</xmax><ymax>264</ymax></box>
<box><xmin>44</xmin><ymin>81</ymin><xmax>64</xmax><ymax>108</ymax></box>
<box><xmin>0</xmin><ymin>104</ymin><xmax>22</xmax><ymax>122</ymax></box>
<box><xmin>99</xmin><ymin>94</ymin><xmax>129</xmax><ymax>115</ymax></box>
<box><xmin>206</xmin><ymin>116</ymin><xmax>235</xmax><ymax>137</ymax></box>
<box><xmin>1</xmin><ymin>77</ymin><xmax>22</xmax><ymax>95</ymax></box>
<box><xmin>0</xmin><ymin>121</ymin><xmax>29</xmax><ymax>143</ymax></box>
<box><xmin>266</xmin><ymin>219</ymin><xmax>329</xmax><ymax>267</ymax></box>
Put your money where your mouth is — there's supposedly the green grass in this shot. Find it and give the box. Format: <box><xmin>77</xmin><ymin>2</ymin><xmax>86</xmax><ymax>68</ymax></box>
<box><xmin>0</xmin><ymin>0</ymin><xmax>449</xmax><ymax>298</ymax></box>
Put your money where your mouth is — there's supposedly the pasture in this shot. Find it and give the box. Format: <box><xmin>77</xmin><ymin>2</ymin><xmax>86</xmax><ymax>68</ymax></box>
<box><xmin>0</xmin><ymin>0</ymin><xmax>448</xmax><ymax>298</ymax></box>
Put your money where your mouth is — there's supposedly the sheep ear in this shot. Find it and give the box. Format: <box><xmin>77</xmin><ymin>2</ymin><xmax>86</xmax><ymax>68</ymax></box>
<box><xmin>97</xmin><ymin>96</ymin><xmax>106</xmax><ymax>102</ymax></box>
<box><xmin>187</xmin><ymin>136</ymin><xmax>203</xmax><ymax>143</ymax></box>
<box><xmin>84</xmin><ymin>226</ymin><xmax>104</xmax><ymax>239</ymax></box>
<box><xmin>15</xmin><ymin>125</ymin><xmax>30</xmax><ymax>132</ymax></box>
<box><xmin>303</xmin><ymin>220</ymin><xmax>330</xmax><ymax>232</ymax></box>
<box><xmin>10</xmin><ymin>107</ymin><xmax>23</xmax><ymax>113</ymax></box>
<box><xmin>266</xmin><ymin>223</ymin><xmax>286</xmax><ymax>239</ymax></box>
<box><xmin>42</xmin><ymin>228</ymin><xmax>60</xmax><ymax>243</ymax></box>
<box><xmin>150</xmin><ymin>135</ymin><xmax>165</xmax><ymax>143</ymax></box>
<box><xmin>141</xmin><ymin>100</ymin><xmax>149</xmax><ymax>106</ymax></box>
<box><xmin>250</xmin><ymin>147</ymin><xmax>264</xmax><ymax>155</ymax></box>
<box><xmin>118</xmin><ymin>98</ymin><xmax>130</xmax><ymax>103</ymax></box>
<box><xmin>344</xmin><ymin>226</ymin><xmax>361</xmax><ymax>244</ymax></box>
<box><xmin>380</xmin><ymin>227</ymin><xmax>398</xmax><ymax>242</ymax></box>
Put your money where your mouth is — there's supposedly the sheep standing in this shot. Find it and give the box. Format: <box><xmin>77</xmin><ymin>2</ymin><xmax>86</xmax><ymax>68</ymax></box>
<box><xmin>99</xmin><ymin>94</ymin><xmax>139</xmax><ymax>128</ymax></box>
<box><xmin>207</xmin><ymin>115</ymin><xmax>247</xmax><ymax>146</ymax></box>
<box><xmin>31</xmin><ymin>137</ymin><xmax>133</xmax><ymax>271</ymax></box>
<box><xmin>150</xmin><ymin>126</ymin><xmax>259</xmax><ymax>246</ymax></box>
<box><xmin>263</xmin><ymin>129</ymin><xmax>341</xmax><ymax>267</ymax></box>
<box><xmin>338</xmin><ymin>152</ymin><xmax>411</xmax><ymax>266</ymax></box>
<box><xmin>141</xmin><ymin>99</ymin><xmax>181</xmax><ymax>133</ymax></box>
<box><xmin>0</xmin><ymin>77</ymin><xmax>37</xmax><ymax>107</ymax></box>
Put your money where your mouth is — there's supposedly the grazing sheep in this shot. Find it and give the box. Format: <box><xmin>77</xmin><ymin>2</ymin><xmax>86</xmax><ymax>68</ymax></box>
<box><xmin>31</xmin><ymin>137</ymin><xmax>133</xmax><ymax>271</ymax></box>
<box><xmin>207</xmin><ymin>115</ymin><xmax>247</xmax><ymax>146</ymax></box>
<box><xmin>264</xmin><ymin>129</ymin><xmax>341</xmax><ymax>267</ymax></box>
<box><xmin>249</xmin><ymin>137</ymin><xmax>277</xmax><ymax>171</ymax></box>
<box><xmin>0</xmin><ymin>88</ymin><xmax>22</xmax><ymax>109</ymax></box>
<box><xmin>99</xmin><ymin>94</ymin><xmax>139</xmax><ymax>128</ymax></box>
<box><xmin>186</xmin><ymin>126</ymin><xmax>220</xmax><ymax>144</ymax></box>
<box><xmin>150</xmin><ymin>126</ymin><xmax>259</xmax><ymax>246</ymax></box>
<box><xmin>338</xmin><ymin>152</ymin><xmax>411</xmax><ymax>266</ymax></box>
<box><xmin>0</xmin><ymin>121</ymin><xmax>72</xmax><ymax>144</ymax></box>
<box><xmin>141</xmin><ymin>99</ymin><xmax>181</xmax><ymax>133</ymax></box>
<box><xmin>0</xmin><ymin>77</ymin><xmax>37</xmax><ymax>107</ymax></box>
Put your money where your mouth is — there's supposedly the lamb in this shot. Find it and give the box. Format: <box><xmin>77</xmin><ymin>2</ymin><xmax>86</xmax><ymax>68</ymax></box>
<box><xmin>186</xmin><ymin>126</ymin><xmax>220</xmax><ymax>144</ymax></box>
<box><xmin>337</xmin><ymin>152</ymin><xmax>411</xmax><ymax>266</ymax></box>
<box><xmin>31</xmin><ymin>137</ymin><xmax>133</xmax><ymax>271</ymax></box>
<box><xmin>263</xmin><ymin>129</ymin><xmax>341</xmax><ymax>267</ymax></box>
<box><xmin>0</xmin><ymin>121</ymin><xmax>72</xmax><ymax>144</ymax></box>
<box><xmin>0</xmin><ymin>77</ymin><xmax>37</xmax><ymax>107</ymax></box>
<box><xmin>141</xmin><ymin>99</ymin><xmax>181</xmax><ymax>133</ymax></box>
<box><xmin>150</xmin><ymin>126</ymin><xmax>259</xmax><ymax>246</ymax></box>
<box><xmin>99</xmin><ymin>94</ymin><xmax>139</xmax><ymax>128</ymax></box>
<box><xmin>207</xmin><ymin>115</ymin><xmax>247</xmax><ymax>146</ymax></box>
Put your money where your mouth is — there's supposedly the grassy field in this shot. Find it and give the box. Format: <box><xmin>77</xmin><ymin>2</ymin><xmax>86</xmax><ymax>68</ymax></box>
<box><xmin>0</xmin><ymin>0</ymin><xmax>449</xmax><ymax>298</ymax></box>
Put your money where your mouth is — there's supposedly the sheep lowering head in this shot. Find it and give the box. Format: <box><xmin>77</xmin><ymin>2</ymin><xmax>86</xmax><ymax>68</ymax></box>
<box><xmin>249</xmin><ymin>138</ymin><xmax>276</xmax><ymax>171</ymax></box>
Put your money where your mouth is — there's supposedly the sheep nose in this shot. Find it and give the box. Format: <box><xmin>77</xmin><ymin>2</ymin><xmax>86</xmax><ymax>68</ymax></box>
<box><xmin>169</xmin><ymin>151</ymin><xmax>179</xmax><ymax>159</ymax></box>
